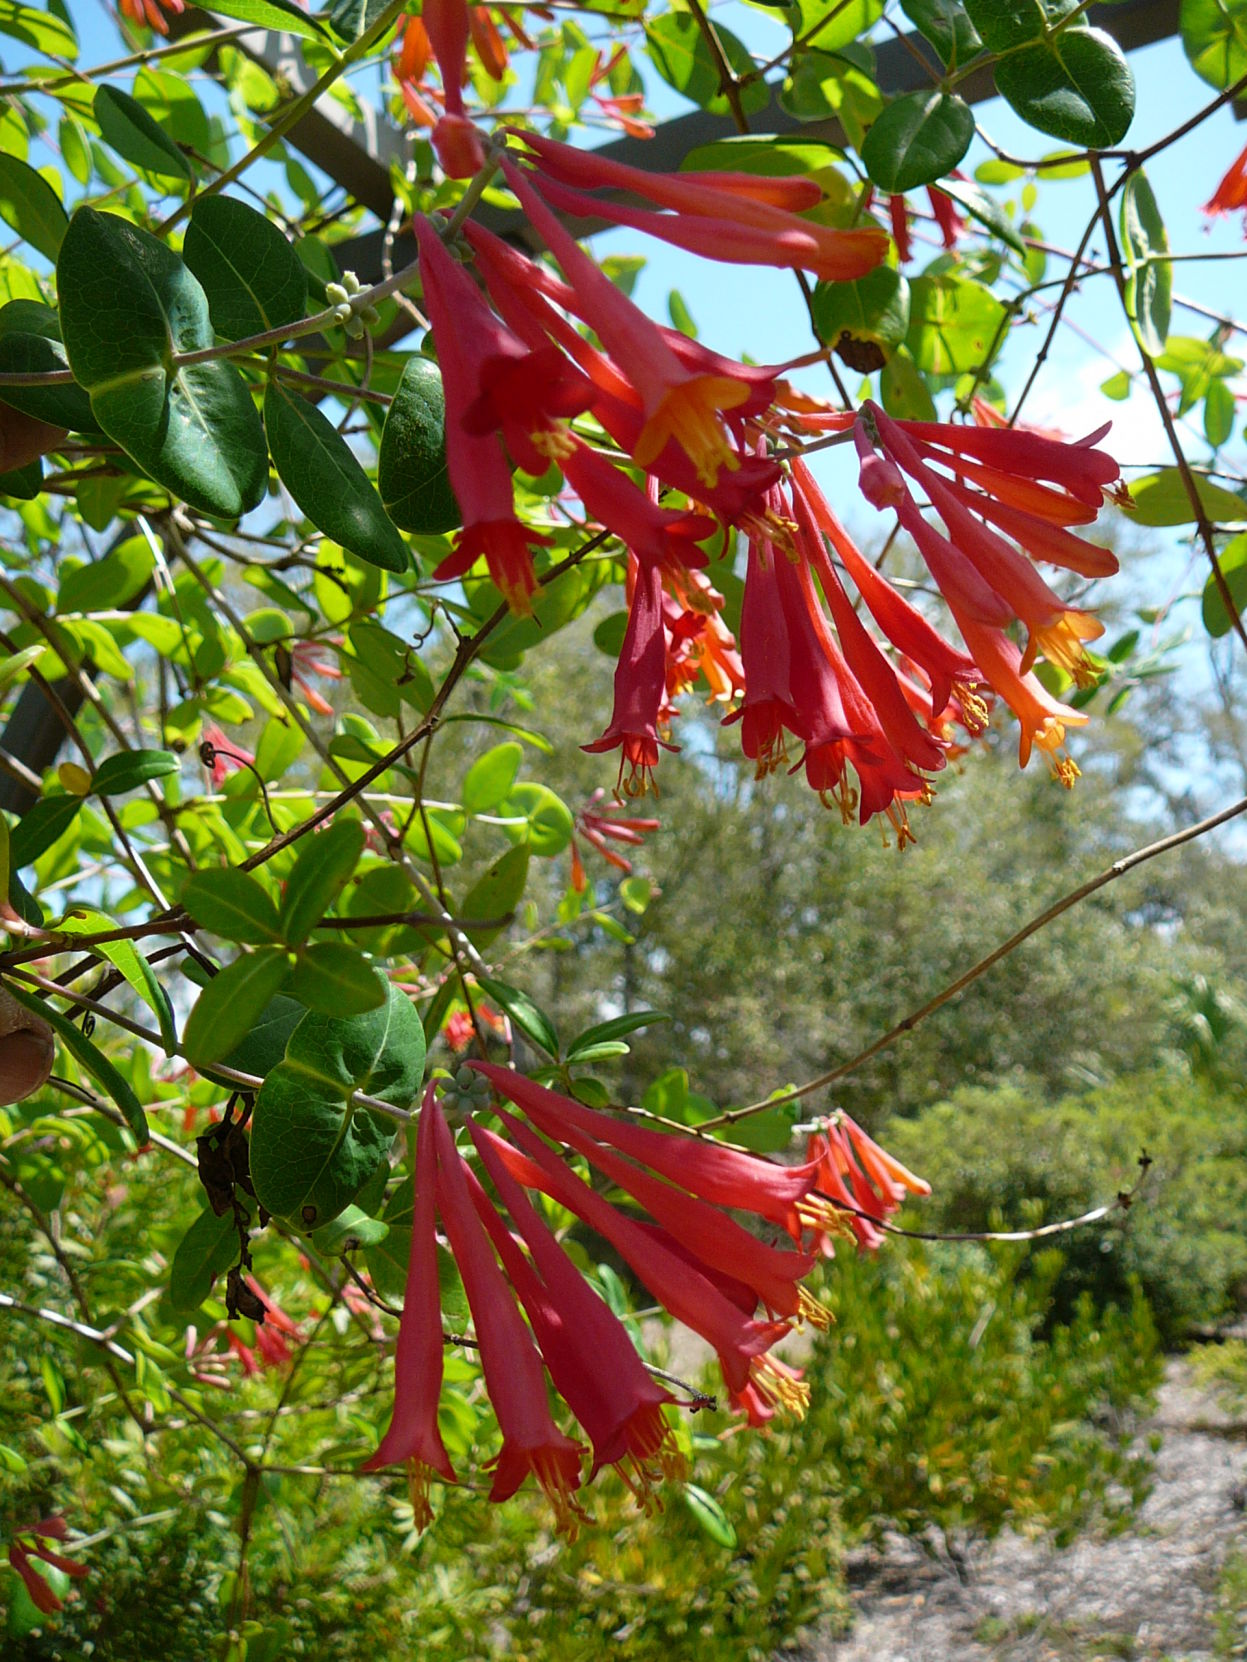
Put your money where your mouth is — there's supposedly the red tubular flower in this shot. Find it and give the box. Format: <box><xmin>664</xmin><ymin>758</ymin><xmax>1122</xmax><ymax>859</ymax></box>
<box><xmin>806</xmin><ymin>1114</ymin><xmax>930</xmax><ymax>1254</ymax></box>
<box><xmin>571</xmin><ymin>791</ymin><xmax>659</xmax><ymax>891</ymax></box>
<box><xmin>562</xmin><ymin>442</ymin><xmax>715</xmax><ymax>570</ymax></box>
<box><xmin>467</xmin><ymin>1062</ymin><xmax>825</xmax><ymax>1241</ymax></box>
<box><xmin>1204</xmin><ymin>141</ymin><xmax>1247</xmax><ymax>224</ymax></box>
<box><xmin>928</xmin><ymin>184</ymin><xmax>965</xmax><ymax>250</ymax></box>
<box><xmin>583</xmin><ymin>555</ymin><xmax>674</xmax><ymax>798</ymax></box>
<box><xmin>956</xmin><ymin>613</ymin><xmax>1088</xmax><ymax>781</ymax></box>
<box><xmin>428</xmin><ymin>1098</ymin><xmax>586</xmax><ymax>1530</ymax></box>
<box><xmin>497</xmin><ymin>156</ymin><xmax>753</xmax><ymax>488</ymax></box>
<box><xmin>361</xmin><ymin>1083</ymin><xmax>457</xmax><ymax>1522</ymax></box>
<box><xmin>888</xmin><ymin>194</ymin><xmax>912</xmax><ymax>264</ymax></box>
<box><xmin>512</xmin><ymin>128</ymin><xmax>888</xmax><ymax>281</ymax></box>
<box><xmin>478</xmin><ymin>1107</ymin><xmax>795</xmax><ymax>1403</ymax></box>
<box><xmin>420</xmin><ymin>0</ymin><xmax>488</xmax><ymax>176</ymax></box>
<box><xmin>414</xmin><ymin>216</ymin><xmax>553</xmax><ymax>613</ymax></box>
<box><xmin>200</xmin><ymin>723</ymin><xmax>254</xmax><ymax>789</ymax></box>
<box><xmin>8</xmin><ymin>1518</ymin><xmax>88</xmax><ymax>1615</ymax></box>
<box><xmin>464</xmin><ymin>1118</ymin><xmax>682</xmax><ymax>1496</ymax></box>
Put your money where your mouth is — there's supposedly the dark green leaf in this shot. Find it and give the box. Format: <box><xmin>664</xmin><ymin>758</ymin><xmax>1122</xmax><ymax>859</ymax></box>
<box><xmin>249</xmin><ymin>980</ymin><xmax>425</xmax><ymax>1227</ymax></box>
<box><xmin>899</xmin><ymin>0</ymin><xmax>981</xmax><ymax>63</ymax></box>
<box><xmin>58</xmin><ymin>209</ymin><xmax>268</xmax><ymax>520</ymax></box>
<box><xmin>93</xmin><ymin>85</ymin><xmax>191</xmax><ymax>183</ymax></box>
<box><xmin>1182</xmin><ymin>0</ymin><xmax>1247</xmax><ymax>87</ymax></box>
<box><xmin>279</xmin><ymin>818</ymin><xmax>365</xmax><ymax>945</ymax></box>
<box><xmin>0</xmin><ymin>153</ymin><xmax>68</xmax><ymax>261</ymax></box>
<box><xmin>1119</xmin><ymin>170</ymin><xmax>1171</xmax><ymax>359</ymax></box>
<box><xmin>10</xmin><ymin>795</ymin><xmax>80</xmax><ymax>870</ymax></box>
<box><xmin>265</xmin><ymin>380</ymin><xmax>408</xmax><ymax>572</ymax></box>
<box><xmin>182</xmin><ymin>869</ymin><xmax>285</xmax><ymax>945</ymax></box>
<box><xmin>288</xmin><ymin>941</ymin><xmax>386</xmax><ymax>1015</ymax></box>
<box><xmin>218</xmin><ymin>993</ymin><xmax>303</xmax><ymax>1081</ymax></box>
<box><xmin>962</xmin><ymin>0</ymin><xmax>1046</xmax><ymax>50</ymax></box>
<box><xmin>567</xmin><ymin>1010</ymin><xmax>670</xmax><ymax>1057</ymax></box>
<box><xmin>1202</xmin><ymin>532</ymin><xmax>1247</xmax><ymax>636</ymax></box>
<box><xmin>327</xmin><ymin>0</ymin><xmax>392</xmax><ymax>41</ymax></box>
<box><xmin>644</xmin><ymin>14</ymin><xmax>770</xmax><ymax>117</ymax></box>
<box><xmin>5</xmin><ymin>981</ymin><xmax>148</xmax><ymax>1145</ymax></box>
<box><xmin>861</xmin><ymin>90</ymin><xmax>974</xmax><ymax>192</ymax></box>
<box><xmin>377</xmin><ymin>356</ymin><xmax>461</xmax><ymax>536</ymax></box>
<box><xmin>476</xmin><ymin>974</ymin><xmax>560</xmax><ymax>1058</ymax></box>
<box><xmin>184</xmin><ymin>196</ymin><xmax>308</xmax><ymax>341</ymax></box>
<box><xmin>92</xmin><ymin>748</ymin><xmax>178</xmax><ymax>796</ymax></box>
<box><xmin>308</xmin><ymin>1202</ymin><xmax>389</xmax><ymax>1253</ymax></box>
<box><xmin>993</xmin><ymin>28</ymin><xmax>1134</xmax><ymax>148</ymax></box>
<box><xmin>168</xmin><ymin>1204</ymin><xmax>239</xmax><ymax>1314</ymax></box>
<box><xmin>0</xmin><ymin>460</ymin><xmax>41</xmax><ymax>500</ymax></box>
<box><xmin>183</xmin><ymin>949</ymin><xmax>293</xmax><ymax>1068</ymax></box>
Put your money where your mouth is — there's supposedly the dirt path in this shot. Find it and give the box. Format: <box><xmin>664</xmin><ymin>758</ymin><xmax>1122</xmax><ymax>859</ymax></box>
<box><xmin>798</xmin><ymin>1358</ymin><xmax>1247</xmax><ymax>1662</ymax></box>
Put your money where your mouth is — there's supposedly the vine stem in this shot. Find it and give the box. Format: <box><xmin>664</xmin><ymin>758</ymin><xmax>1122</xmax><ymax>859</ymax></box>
<box><xmin>706</xmin><ymin>792</ymin><xmax>1247</xmax><ymax>1126</ymax></box>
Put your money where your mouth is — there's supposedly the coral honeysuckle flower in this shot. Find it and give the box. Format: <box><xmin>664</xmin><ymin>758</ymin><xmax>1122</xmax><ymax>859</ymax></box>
<box><xmin>464</xmin><ymin>1118</ymin><xmax>683</xmax><ymax>1497</ymax></box>
<box><xmin>362</xmin><ymin>1083</ymin><xmax>457</xmax><ymax>1528</ymax></box>
<box><xmin>806</xmin><ymin>1114</ymin><xmax>930</xmax><ymax>1254</ymax></box>
<box><xmin>497</xmin><ymin>156</ymin><xmax>753</xmax><ymax>488</ymax></box>
<box><xmin>414</xmin><ymin>217</ymin><xmax>552</xmax><ymax>613</ymax></box>
<box><xmin>120</xmin><ymin>0</ymin><xmax>185</xmax><ymax>34</ymax></box>
<box><xmin>561</xmin><ymin>443</ymin><xmax>715</xmax><ymax>571</ymax></box>
<box><xmin>200</xmin><ymin>723</ymin><xmax>255</xmax><ymax>790</ymax></box>
<box><xmin>571</xmin><ymin>790</ymin><xmax>659</xmax><ymax>891</ymax></box>
<box><xmin>8</xmin><ymin>1517</ymin><xmax>89</xmax><ymax>1615</ymax></box>
<box><xmin>583</xmin><ymin>555</ymin><xmax>674</xmax><ymax>798</ymax></box>
<box><xmin>429</xmin><ymin>1099</ymin><xmax>587</xmax><ymax>1532</ymax></box>
<box><xmin>1204</xmin><ymin>141</ymin><xmax>1247</xmax><ymax>224</ymax></box>
<box><xmin>417</xmin><ymin>0</ymin><xmax>488</xmax><ymax>176</ymax></box>
<box><xmin>957</xmin><ymin>612</ymin><xmax>1089</xmax><ymax>782</ymax></box>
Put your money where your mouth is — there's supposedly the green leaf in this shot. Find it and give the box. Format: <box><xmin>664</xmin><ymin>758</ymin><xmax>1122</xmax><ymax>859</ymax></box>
<box><xmin>59</xmin><ymin>536</ymin><xmax>153</xmax><ymax>612</ymax></box>
<box><xmin>727</xmin><ymin>1101</ymin><xmax>801</xmax><ymax>1153</ymax></box>
<box><xmin>475</xmin><ymin>974</ymin><xmax>560</xmax><ymax>1058</ymax></box>
<box><xmin>899</xmin><ymin>0</ymin><xmax>981</xmax><ymax>64</ymax></box>
<box><xmin>0</xmin><ymin>0</ymin><xmax>78</xmax><ymax>59</ymax></box>
<box><xmin>308</xmin><ymin>1202</ymin><xmax>389</xmax><ymax>1254</ymax></box>
<box><xmin>168</xmin><ymin>1204</ymin><xmax>239</xmax><ymax>1314</ymax></box>
<box><xmin>457</xmin><ymin>843</ymin><xmax>529</xmax><ymax>948</ymax></box>
<box><xmin>644</xmin><ymin>14</ymin><xmax>770</xmax><ymax>117</ymax></box>
<box><xmin>1182</xmin><ymin>0</ymin><xmax>1247</xmax><ymax>87</ymax></box>
<box><xmin>198</xmin><ymin>0</ymin><xmax>334</xmax><ymax>42</ymax></box>
<box><xmin>1202</xmin><ymin>532</ymin><xmax>1247</xmax><ymax>636</ymax></box>
<box><xmin>328</xmin><ymin>0</ymin><xmax>394</xmax><ymax>39</ymax></box>
<box><xmin>217</xmin><ymin>993</ymin><xmax>303</xmax><ymax>1081</ymax></box>
<box><xmin>184</xmin><ymin>196</ymin><xmax>308</xmax><ymax>342</ymax></box>
<box><xmin>279</xmin><ymin>818</ymin><xmax>365</xmax><ymax>945</ymax></box>
<box><xmin>906</xmin><ymin>274</ymin><xmax>1007</xmax><ymax>375</ymax></box>
<box><xmin>933</xmin><ymin>176</ymin><xmax>1027</xmax><ymax>253</ymax></box>
<box><xmin>182</xmin><ymin>869</ymin><xmax>285</xmax><ymax>946</ymax></box>
<box><xmin>462</xmin><ymin>742</ymin><xmax>524</xmax><ymax>814</ymax></box>
<box><xmin>812</xmin><ymin>267</ymin><xmax>910</xmax><ymax>363</ymax></box>
<box><xmin>58</xmin><ymin>210</ymin><xmax>267</xmax><ymax>520</ymax></box>
<box><xmin>1129</xmin><ymin>469</ymin><xmax>1245</xmax><ymax>527</ymax></box>
<box><xmin>1119</xmin><ymin>170</ymin><xmax>1171</xmax><ymax>358</ymax></box>
<box><xmin>567</xmin><ymin>1009</ymin><xmax>670</xmax><ymax>1058</ymax></box>
<box><xmin>790</xmin><ymin>0</ymin><xmax>883</xmax><ymax>51</ymax></box>
<box><xmin>5</xmin><ymin>981</ymin><xmax>148</xmax><ymax>1145</ymax></box>
<box><xmin>1100</xmin><ymin>369</ymin><xmax>1132</xmax><ymax>400</ymax></box>
<box><xmin>861</xmin><ymin>90</ymin><xmax>974</xmax><ymax>192</ymax></box>
<box><xmin>501</xmin><ymin>782</ymin><xmax>574</xmax><ymax>857</ymax></box>
<box><xmin>0</xmin><ymin>154</ymin><xmax>67</xmax><ymax>261</ymax></box>
<box><xmin>1205</xmin><ymin>377</ymin><xmax>1235</xmax><ymax>449</ymax></box>
<box><xmin>962</xmin><ymin>0</ymin><xmax>1045</xmax><ymax>49</ymax></box>
<box><xmin>264</xmin><ymin>380</ymin><xmax>408</xmax><ymax>573</ymax></box>
<box><xmin>92</xmin><ymin>748</ymin><xmax>178</xmax><ymax>796</ymax></box>
<box><xmin>249</xmin><ymin>980</ymin><xmax>425</xmax><ymax>1228</ymax></box>
<box><xmin>377</xmin><ymin>356</ymin><xmax>461</xmax><ymax>536</ymax></box>
<box><xmin>183</xmin><ymin>949</ymin><xmax>293</xmax><ymax>1069</ymax></box>
<box><xmin>881</xmin><ymin>348</ymin><xmax>938</xmax><ymax>419</ymax></box>
<box><xmin>55</xmin><ymin>908</ymin><xmax>176</xmax><ymax>1050</ymax></box>
<box><xmin>289</xmin><ymin>941</ymin><xmax>386</xmax><ymax>1015</ymax></box>
<box><xmin>93</xmin><ymin>85</ymin><xmax>191</xmax><ymax>183</ymax></box>
<box><xmin>10</xmin><ymin>795</ymin><xmax>81</xmax><ymax>870</ymax></box>
<box><xmin>993</xmin><ymin>28</ymin><xmax>1135</xmax><ymax>148</ymax></box>
<box><xmin>682</xmin><ymin>1483</ymin><xmax>737</xmax><ymax>1548</ymax></box>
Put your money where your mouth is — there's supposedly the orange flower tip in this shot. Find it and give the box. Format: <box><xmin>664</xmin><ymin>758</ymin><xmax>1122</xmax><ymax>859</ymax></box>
<box><xmin>1026</xmin><ymin>613</ymin><xmax>1104</xmax><ymax>685</ymax></box>
<box><xmin>633</xmin><ymin>377</ymin><xmax>750</xmax><ymax>487</ymax></box>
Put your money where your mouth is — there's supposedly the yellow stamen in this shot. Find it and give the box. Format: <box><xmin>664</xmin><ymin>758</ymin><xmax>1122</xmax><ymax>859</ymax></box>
<box><xmin>406</xmin><ymin>1459</ymin><xmax>436</xmax><ymax>1534</ymax></box>
<box><xmin>633</xmin><ymin>376</ymin><xmax>750</xmax><ymax>487</ymax></box>
<box><xmin>529</xmin><ymin>425</ymin><xmax>578</xmax><ymax>463</ymax></box>
<box><xmin>797</xmin><ymin>1285</ymin><xmax>833</xmax><ymax>1331</ymax></box>
<box><xmin>750</xmin><ymin>1355</ymin><xmax>810</xmax><ymax>1420</ymax></box>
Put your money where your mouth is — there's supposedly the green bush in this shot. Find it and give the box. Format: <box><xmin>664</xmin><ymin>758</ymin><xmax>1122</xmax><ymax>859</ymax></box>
<box><xmin>885</xmin><ymin>1071</ymin><xmax>1247</xmax><ymax>1344</ymax></box>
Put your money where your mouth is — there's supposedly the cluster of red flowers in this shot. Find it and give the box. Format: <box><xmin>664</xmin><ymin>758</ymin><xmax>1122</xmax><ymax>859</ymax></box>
<box><xmin>7</xmin><ymin>1517</ymin><xmax>88</xmax><ymax>1615</ymax></box>
<box><xmin>403</xmin><ymin>108</ymin><xmax>1123</xmax><ymax>828</ymax></box>
<box><xmin>365</xmin><ymin>1070</ymin><xmax>928</xmax><ymax>1531</ymax></box>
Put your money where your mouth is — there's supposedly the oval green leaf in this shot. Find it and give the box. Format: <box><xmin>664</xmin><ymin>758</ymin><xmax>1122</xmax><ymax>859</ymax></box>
<box><xmin>462</xmin><ymin>742</ymin><xmax>524</xmax><ymax>815</ymax></box>
<box><xmin>0</xmin><ymin>153</ymin><xmax>68</xmax><ymax>261</ymax></box>
<box><xmin>861</xmin><ymin>90</ymin><xmax>974</xmax><ymax>192</ymax></box>
<box><xmin>1129</xmin><ymin>468</ymin><xmax>1246</xmax><ymax>527</ymax></box>
<box><xmin>278</xmin><ymin>818</ymin><xmax>365</xmax><ymax>945</ymax></box>
<box><xmin>1202</xmin><ymin>532</ymin><xmax>1247</xmax><ymax>637</ymax></box>
<box><xmin>1182</xmin><ymin>0</ymin><xmax>1247</xmax><ymax>87</ymax></box>
<box><xmin>93</xmin><ymin>85</ymin><xmax>191</xmax><ymax>183</ymax></box>
<box><xmin>993</xmin><ymin>28</ymin><xmax>1135</xmax><ymax>148</ymax></box>
<box><xmin>183</xmin><ymin>948</ymin><xmax>293</xmax><ymax>1069</ymax></box>
<box><xmin>168</xmin><ymin>1204</ymin><xmax>239</xmax><ymax>1314</ymax></box>
<box><xmin>377</xmin><ymin>356</ymin><xmax>461</xmax><ymax>536</ymax></box>
<box><xmin>184</xmin><ymin>196</ymin><xmax>308</xmax><ymax>342</ymax></box>
<box><xmin>1119</xmin><ymin>170</ymin><xmax>1171</xmax><ymax>359</ymax></box>
<box><xmin>92</xmin><ymin>747</ymin><xmax>179</xmax><ymax>796</ymax></box>
<box><xmin>289</xmin><ymin>941</ymin><xmax>387</xmax><ymax>1015</ymax></box>
<box><xmin>182</xmin><ymin>868</ymin><xmax>285</xmax><ymax>946</ymax></box>
<box><xmin>265</xmin><ymin>380</ymin><xmax>409</xmax><ymax>573</ymax></box>
<box><xmin>644</xmin><ymin>14</ymin><xmax>770</xmax><ymax>117</ymax></box>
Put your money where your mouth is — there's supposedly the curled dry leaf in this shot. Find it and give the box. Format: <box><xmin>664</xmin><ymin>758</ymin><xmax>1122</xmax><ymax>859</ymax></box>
<box><xmin>0</xmin><ymin>984</ymin><xmax>55</xmax><ymax>1103</ymax></box>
